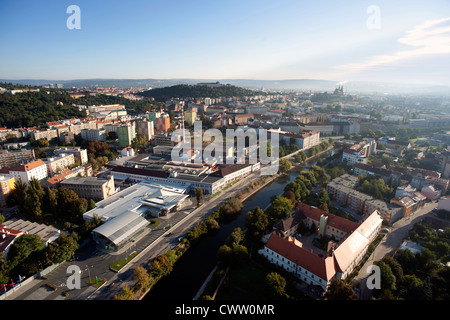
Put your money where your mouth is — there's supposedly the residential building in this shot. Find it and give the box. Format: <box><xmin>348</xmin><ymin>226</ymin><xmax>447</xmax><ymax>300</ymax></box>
<box><xmin>365</xmin><ymin>199</ymin><xmax>403</xmax><ymax>223</ymax></box>
<box><xmin>184</xmin><ymin>109</ymin><xmax>197</xmax><ymax>126</ymax></box>
<box><xmin>1</xmin><ymin>159</ymin><xmax>48</xmax><ymax>184</ymax></box>
<box><xmin>342</xmin><ymin>139</ymin><xmax>376</xmax><ymax>165</ymax></box>
<box><xmin>303</xmin><ymin>122</ymin><xmax>334</xmax><ymax>136</ymax></box>
<box><xmin>53</xmin><ymin>147</ymin><xmax>88</xmax><ymax>165</ymax></box>
<box><xmin>42</xmin><ymin>153</ymin><xmax>75</xmax><ymax>177</ymax></box>
<box><xmin>280</xmin><ymin>130</ymin><xmax>320</xmax><ymax>150</ymax></box>
<box><xmin>32</xmin><ymin>129</ymin><xmax>58</xmax><ymax>141</ymax></box>
<box><xmin>0</xmin><ymin>149</ymin><xmax>35</xmax><ymax>169</ymax></box>
<box><xmin>278</xmin><ymin>121</ymin><xmax>302</xmax><ymax>134</ymax></box>
<box><xmin>137</xmin><ymin>119</ymin><xmax>154</xmax><ymax>141</ymax></box>
<box><xmin>326</xmin><ymin>174</ymin><xmax>402</xmax><ymax>223</ymax></box>
<box><xmin>117</xmin><ymin>124</ymin><xmax>136</xmax><ymax>148</ymax></box>
<box><xmin>81</xmin><ymin>128</ymin><xmax>106</xmax><ymax>142</ymax></box>
<box><xmin>155</xmin><ymin>114</ymin><xmax>170</xmax><ymax>132</ymax></box>
<box><xmin>121</xmin><ymin>147</ymin><xmax>135</xmax><ymax>157</ymax></box>
<box><xmin>421</xmin><ymin>185</ymin><xmax>441</xmax><ymax>200</ymax></box>
<box><xmin>234</xmin><ymin>114</ymin><xmax>254</xmax><ymax>125</ymax></box>
<box><xmin>0</xmin><ymin>175</ymin><xmax>15</xmax><ymax>206</ymax></box>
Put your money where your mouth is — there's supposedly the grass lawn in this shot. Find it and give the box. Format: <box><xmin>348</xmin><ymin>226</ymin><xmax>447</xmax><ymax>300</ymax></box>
<box><xmin>148</xmin><ymin>219</ymin><xmax>161</xmax><ymax>227</ymax></box>
<box><xmin>87</xmin><ymin>277</ymin><xmax>106</xmax><ymax>288</ymax></box>
<box><xmin>110</xmin><ymin>251</ymin><xmax>139</xmax><ymax>272</ymax></box>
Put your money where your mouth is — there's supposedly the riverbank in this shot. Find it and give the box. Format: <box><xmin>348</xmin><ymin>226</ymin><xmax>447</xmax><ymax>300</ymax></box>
<box><xmin>138</xmin><ymin>144</ymin><xmax>336</xmax><ymax>301</ymax></box>
<box><xmin>191</xmin><ymin>145</ymin><xmax>335</xmax><ymax>300</ymax></box>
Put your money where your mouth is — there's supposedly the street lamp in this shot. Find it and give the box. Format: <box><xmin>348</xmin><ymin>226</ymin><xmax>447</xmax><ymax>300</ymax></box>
<box><xmin>86</xmin><ymin>265</ymin><xmax>91</xmax><ymax>282</ymax></box>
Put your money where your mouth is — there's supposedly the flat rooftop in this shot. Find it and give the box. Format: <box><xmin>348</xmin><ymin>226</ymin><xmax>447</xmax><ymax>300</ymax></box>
<box><xmin>83</xmin><ymin>180</ymin><xmax>189</xmax><ymax>222</ymax></box>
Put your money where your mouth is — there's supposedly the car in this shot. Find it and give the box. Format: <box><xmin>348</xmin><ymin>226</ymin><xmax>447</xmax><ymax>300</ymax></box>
<box><xmin>177</xmin><ymin>237</ymin><xmax>184</xmax><ymax>242</ymax></box>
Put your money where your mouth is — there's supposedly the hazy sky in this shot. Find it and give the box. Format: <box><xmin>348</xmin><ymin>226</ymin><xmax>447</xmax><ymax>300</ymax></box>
<box><xmin>1</xmin><ymin>0</ymin><xmax>450</xmax><ymax>85</ymax></box>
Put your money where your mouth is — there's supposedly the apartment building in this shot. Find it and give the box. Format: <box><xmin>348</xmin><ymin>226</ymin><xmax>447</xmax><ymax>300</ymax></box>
<box><xmin>184</xmin><ymin>109</ymin><xmax>197</xmax><ymax>126</ymax></box>
<box><xmin>81</xmin><ymin>128</ymin><xmax>106</xmax><ymax>142</ymax></box>
<box><xmin>303</xmin><ymin>122</ymin><xmax>334</xmax><ymax>136</ymax></box>
<box><xmin>53</xmin><ymin>147</ymin><xmax>88</xmax><ymax>165</ymax></box>
<box><xmin>0</xmin><ymin>149</ymin><xmax>35</xmax><ymax>169</ymax></box>
<box><xmin>326</xmin><ymin>174</ymin><xmax>402</xmax><ymax>223</ymax></box>
<box><xmin>342</xmin><ymin>139</ymin><xmax>376</xmax><ymax>165</ymax></box>
<box><xmin>117</xmin><ymin>124</ymin><xmax>136</xmax><ymax>148</ymax></box>
<box><xmin>280</xmin><ymin>130</ymin><xmax>320</xmax><ymax>150</ymax></box>
<box><xmin>1</xmin><ymin>159</ymin><xmax>48</xmax><ymax>184</ymax></box>
<box><xmin>32</xmin><ymin>129</ymin><xmax>58</xmax><ymax>141</ymax></box>
<box><xmin>0</xmin><ymin>175</ymin><xmax>15</xmax><ymax>206</ymax></box>
<box><xmin>42</xmin><ymin>153</ymin><xmax>75</xmax><ymax>177</ymax></box>
<box><xmin>155</xmin><ymin>114</ymin><xmax>170</xmax><ymax>132</ymax></box>
<box><xmin>137</xmin><ymin>119</ymin><xmax>154</xmax><ymax>141</ymax></box>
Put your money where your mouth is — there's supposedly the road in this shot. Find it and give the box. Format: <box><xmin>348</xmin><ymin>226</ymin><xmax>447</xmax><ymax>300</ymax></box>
<box><xmin>4</xmin><ymin>169</ymin><xmax>263</xmax><ymax>301</ymax></box>
<box><xmin>355</xmin><ymin>200</ymin><xmax>439</xmax><ymax>300</ymax></box>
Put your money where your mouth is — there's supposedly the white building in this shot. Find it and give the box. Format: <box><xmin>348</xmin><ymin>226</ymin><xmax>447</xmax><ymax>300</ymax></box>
<box><xmin>260</xmin><ymin>209</ymin><xmax>382</xmax><ymax>293</ymax></box>
<box><xmin>342</xmin><ymin>139</ymin><xmax>377</xmax><ymax>165</ymax></box>
<box><xmin>4</xmin><ymin>159</ymin><xmax>48</xmax><ymax>184</ymax></box>
<box><xmin>84</xmin><ymin>180</ymin><xmax>189</xmax><ymax>251</ymax></box>
<box><xmin>53</xmin><ymin>147</ymin><xmax>88</xmax><ymax>165</ymax></box>
<box><xmin>81</xmin><ymin>129</ymin><xmax>106</xmax><ymax>142</ymax></box>
<box><xmin>42</xmin><ymin>153</ymin><xmax>75</xmax><ymax>176</ymax></box>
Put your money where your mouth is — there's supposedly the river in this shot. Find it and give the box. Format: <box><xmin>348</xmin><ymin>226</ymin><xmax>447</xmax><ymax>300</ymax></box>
<box><xmin>144</xmin><ymin>149</ymin><xmax>334</xmax><ymax>300</ymax></box>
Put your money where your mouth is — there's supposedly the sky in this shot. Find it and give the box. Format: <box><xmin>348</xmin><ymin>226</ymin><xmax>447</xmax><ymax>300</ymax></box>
<box><xmin>1</xmin><ymin>0</ymin><xmax>450</xmax><ymax>86</ymax></box>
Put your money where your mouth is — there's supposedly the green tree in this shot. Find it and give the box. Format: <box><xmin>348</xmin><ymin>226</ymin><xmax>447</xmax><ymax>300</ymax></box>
<box><xmin>217</xmin><ymin>244</ymin><xmax>233</xmax><ymax>265</ymax></box>
<box><xmin>87</xmin><ymin>199</ymin><xmax>96</xmax><ymax>211</ymax></box>
<box><xmin>23</xmin><ymin>177</ymin><xmax>45</xmax><ymax>221</ymax></box>
<box><xmin>44</xmin><ymin>233</ymin><xmax>79</xmax><ymax>265</ymax></box>
<box><xmin>265</xmin><ymin>272</ymin><xmax>289</xmax><ymax>299</ymax></box>
<box><xmin>131</xmin><ymin>134</ymin><xmax>148</xmax><ymax>152</ymax></box>
<box><xmin>149</xmin><ymin>254</ymin><xmax>173</xmax><ymax>278</ymax></box>
<box><xmin>266</xmin><ymin>196</ymin><xmax>293</xmax><ymax>222</ymax></box>
<box><xmin>7</xmin><ymin>234</ymin><xmax>44</xmax><ymax>270</ymax></box>
<box><xmin>324</xmin><ymin>279</ymin><xmax>357</xmax><ymax>300</ymax></box>
<box><xmin>134</xmin><ymin>266</ymin><xmax>152</xmax><ymax>290</ymax></box>
<box><xmin>375</xmin><ymin>261</ymin><xmax>396</xmax><ymax>294</ymax></box>
<box><xmin>232</xmin><ymin>244</ymin><xmax>248</xmax><ymax>266</ymax></box>
<box><xmin>195</xmin><ymin>187</ymin><xmax>204</xmax><ymax>206</ymax></box>
<box><xmin>11</xmin><ymin>177</ymin><xmax>28</xmax><ymax>211</ymax></box>
<box><xmin>226</xmin><ymin>227</ymin><xmax>245</xmax><ymax>248</ymax></box>
<box><xmin>219</xmin><ymin>197</ymin><xmax>243</xmax><ymax>218</ymax></box>
<box><xmin>114</xmin><ymin>284</ymin><xmax>134</xmax><ymax>300</ymax></box>
<box><xmin>245</xmin><ymin>207</ymin><xmax>269</xmax><ymax>238</ymax></box>
<box><xmin>279</xmin><ymin>158</ymin><xmax>292</xmax><ymax>173</ymax></box>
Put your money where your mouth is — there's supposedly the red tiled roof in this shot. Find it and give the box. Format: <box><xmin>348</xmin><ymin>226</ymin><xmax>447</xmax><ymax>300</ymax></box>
<box><xmin>0</xmin><ymin>226</ymin><xmax>23</xmax><ymax>253</ymax></box>
<box><xmin>296</xmin><ymin>202</ymin><xmax>359</xmax><ymax>233</ymax></box>
<box><xmin>3</xmin><ymin>159</ymin><xmax>46</xmax><ymax>172</ymax></box>
<box><xmin>265</xmin><ymin>233</ymin><xmax>336</xmax><ymax>281</ymax></box>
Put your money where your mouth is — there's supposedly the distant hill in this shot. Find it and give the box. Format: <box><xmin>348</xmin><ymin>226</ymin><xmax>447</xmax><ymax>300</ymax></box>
<box><xmin>2</xmin><ymin>78</ymin><xmax>450</xmax><ymax>96</ymax></box>
<box><xmin>137</xmin><ymin>83</ymin><xmax>264</xmax><ymax>102</ymax></box>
